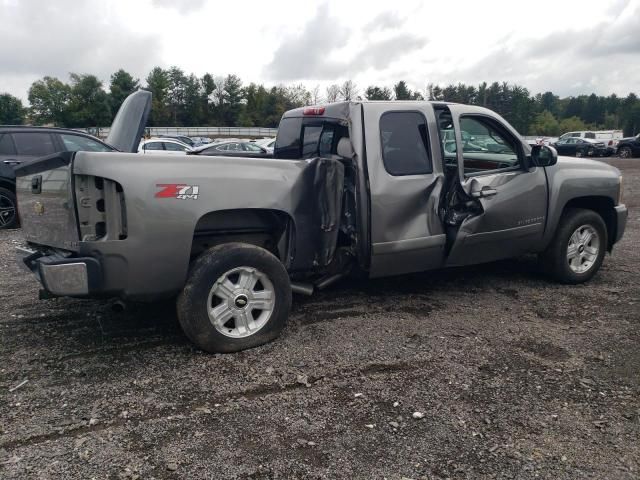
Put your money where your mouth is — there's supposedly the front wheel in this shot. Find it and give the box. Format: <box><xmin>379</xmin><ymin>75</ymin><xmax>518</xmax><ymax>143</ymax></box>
<box><xmin>177</xmin><ymin>243</ymin><xmax>291</xmax><ymax>353</ymax></box>
<box><xmin>618</xmin><ymin>146</ymin><xmax>632</xmax><ymax>159</ymax></box>
<box><xmin>540</xmin><ymin>208</ymin><xmax>607</xmax><ymax>284</ymax></box>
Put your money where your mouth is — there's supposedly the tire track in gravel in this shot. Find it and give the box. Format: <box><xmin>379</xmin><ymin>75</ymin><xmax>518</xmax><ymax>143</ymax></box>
<box><xmin>0</xmin><ymin>358</ymin><xmax>430</xmax><ymax>452</ymax></box>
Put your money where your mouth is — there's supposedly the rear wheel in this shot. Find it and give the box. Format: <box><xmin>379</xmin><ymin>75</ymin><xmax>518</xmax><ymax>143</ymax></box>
<box><xmin>619</xmin><ymin>146</ymin><xmax>632</xmax><ymax>159</ymax></box>
<box><xmin>576</xmin><ymin>150</ymin><xmax>584</xmax><ymax>157</ymax></box>
<box><xmin>176</xmin><ymin>243</ymin><xmax>291</xmax><ymax>353</ymax></box>
<box><xmin>540</xmin><ymin>208</ymin><xmax>607</xmax><ymax>284</ymax></box>
<box><xmin>0</xmin><ymin>187</ymin><xmax>18</xmax><ymax>229</ymax></box>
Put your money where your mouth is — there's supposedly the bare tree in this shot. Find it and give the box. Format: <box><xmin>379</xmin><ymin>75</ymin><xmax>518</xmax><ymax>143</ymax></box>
<box><xmin>310</xmin><ymin>85</ymin><xmax>322</xmax><ymax>105</ymax></box>
<box><xmin>340</xmin><ymin>80</ymin><xmax>358</xmax><ymax>101</ymax></box>
<box><xmin>326</xmin><ymin>84</ymin><xmax>340</xmax><ymax>103</ymax></box>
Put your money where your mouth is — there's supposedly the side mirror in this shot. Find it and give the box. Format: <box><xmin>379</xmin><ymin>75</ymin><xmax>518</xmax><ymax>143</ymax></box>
<box><xmin>530</xmin><ymin>145</ymin><xmax>557</xmax><ymax>167</ymax></box>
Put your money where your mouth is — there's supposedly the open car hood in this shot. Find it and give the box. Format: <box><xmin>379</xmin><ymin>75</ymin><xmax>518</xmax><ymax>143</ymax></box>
<box><xmin>106</xmin><ymin>90</ymin><xmax>152</xmax><ymax>153</ymax></box>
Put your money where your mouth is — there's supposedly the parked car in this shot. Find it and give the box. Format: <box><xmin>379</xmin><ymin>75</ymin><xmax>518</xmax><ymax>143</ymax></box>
<box><xmin>558</xmin><ymin>130</ymin><xmax>623</xmax><ymax>156</ymax></box>
<box><xmin>158</xmin><ymin>135</ymin><xmax>196</xmax><ymax>147</ymax></box>
<box><xmin>551</xmin><ymin>137</ymin><xmax>608</xmax><ymax>157</ymax></box>
<box><xmin>14</xmin><ymin>92</ymin><xmax>628</xmax><ymax>354</ymax></box>
<box><xmin>190</xmin><ymin>141</ymin><xmax>269</xmax><ymax>157</ymax></box>
<box><xmin>0</xmin><ymin>127</ymin><xmax>116</xmax><ymax>229</ymax></box>
<box><xmin>138</xmin><ymin>138</ymin><xmax>193</xmax><ymax>155</ymax></box>
<box><xmin>616</xmin><ymin>133</ymin><xmax>640</xmax><ymax>158</ymax></box>
<box><xmin>254</xmin><ymin>137</ymin><xmax>276</xmax><ymax>153</ymax></box>
<box><xmin>190</xmin><ymin>136</ymin><xmax>212</xmax><ymax>146</ymax></box>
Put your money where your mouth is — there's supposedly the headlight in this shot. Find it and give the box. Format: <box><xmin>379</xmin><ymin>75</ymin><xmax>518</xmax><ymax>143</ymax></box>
<box><xmin>618</xmin><ymin>175</ymin><xmax>624</xmax><ymax>205</ymax></box>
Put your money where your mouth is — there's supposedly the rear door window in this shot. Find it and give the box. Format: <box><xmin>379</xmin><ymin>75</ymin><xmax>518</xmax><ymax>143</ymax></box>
<box><xmin>380</xmin><ymin>111</ymin><xmax>432</xmax><ymax>175</ymax></box>
<box><xmin>145</xmin><ymin>142</ymin><xmax>164</xmax><ymax>151</ymax></box>
<box><xmin>12</xmin><ymin>132</ymin><xmax>57</xmax><ymax>156</ymax></box>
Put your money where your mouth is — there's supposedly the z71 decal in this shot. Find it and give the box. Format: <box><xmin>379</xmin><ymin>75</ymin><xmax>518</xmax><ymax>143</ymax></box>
<box><xmin>155</xmin><ymin>184</ymin><xmax>200</xmax><ymax>200</ymax></box>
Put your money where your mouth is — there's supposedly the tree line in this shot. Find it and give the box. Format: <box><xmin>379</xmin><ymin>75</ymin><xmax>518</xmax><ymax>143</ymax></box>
<box><xmin>1</xmin><ymin>67</ymin><xmax>639</xmax><ymax>136</ymax></box>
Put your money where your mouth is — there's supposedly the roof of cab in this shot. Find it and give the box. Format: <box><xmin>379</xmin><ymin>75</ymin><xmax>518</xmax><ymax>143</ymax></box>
<box><xmin>281</xmin><ymin>100</ymin><xmax>459</xmax><ymax>120</ymax></box>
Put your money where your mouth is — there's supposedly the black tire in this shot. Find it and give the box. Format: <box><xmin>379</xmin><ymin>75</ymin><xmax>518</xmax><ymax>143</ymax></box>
<box><xmin>618</xmin><ymin>146</ymin><xmax>632</xmax><ymax>159</ymax></box>
<box><xmin>540</xmin><ymin>208</ymin><xmax>607</xmax><ymax>284</ymax></box>
<box><xmin>575</xmin><ymin>150</ymin><xmax>583</xmax><ymax>158</ymax></box>
<box><xmin>176</xmin><ymin>242</ymin><xmax>291</xmax><ymax>353</ymax></box>
<box><xmin>0</xmin><ymin>186</ymin><xmax>18</xmax><ymax>229</ymax></box>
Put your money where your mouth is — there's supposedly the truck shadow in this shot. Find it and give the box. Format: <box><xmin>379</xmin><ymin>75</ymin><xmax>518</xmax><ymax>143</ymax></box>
<box><xmin>27</xmin><ymin>255</ymin><xmax>544</xmax><ymax>354</ymax></box>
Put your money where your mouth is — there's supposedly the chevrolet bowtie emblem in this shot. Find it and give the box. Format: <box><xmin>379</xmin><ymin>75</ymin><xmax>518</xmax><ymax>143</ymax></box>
<box><xmin>33</xmin><ymin>201</ymin><xmax>45</xmax><ymax>215</ymax></box>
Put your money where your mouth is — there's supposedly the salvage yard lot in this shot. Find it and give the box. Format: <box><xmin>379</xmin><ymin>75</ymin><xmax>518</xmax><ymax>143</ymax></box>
<box><xmin>1</xmin><ymin>159</ymin><xmax>638</xmax><ymax>479</ymax></box>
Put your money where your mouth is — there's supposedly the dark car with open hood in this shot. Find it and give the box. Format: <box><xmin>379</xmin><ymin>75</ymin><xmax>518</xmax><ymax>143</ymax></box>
<box><xmin>0</xmin><ymin>91</ymin><xmax>151</xmax><ymax>229</ymax></box>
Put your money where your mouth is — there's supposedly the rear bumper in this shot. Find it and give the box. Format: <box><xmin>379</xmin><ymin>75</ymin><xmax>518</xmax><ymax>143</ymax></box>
<box><xmin>613</xmin><ymin>204</ymin><xmax>628</xmax><ymax>245</ymax></box>
<box><xmin>17</xmin><ymin>246</ymin><xmax>102</xmax><ymax>297</ymax></box>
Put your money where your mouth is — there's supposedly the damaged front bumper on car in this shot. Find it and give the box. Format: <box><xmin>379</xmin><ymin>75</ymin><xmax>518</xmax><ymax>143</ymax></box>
<box><xmin>16</xmin><ymin>246</ymin><xmax>102</xmax><ymax>298</ymax></box>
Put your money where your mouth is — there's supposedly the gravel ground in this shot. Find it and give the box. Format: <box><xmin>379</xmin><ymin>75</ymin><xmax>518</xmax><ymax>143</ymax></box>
<box><xmin>0</xmin><ymin>158</ymin><xmax>638</xmax><ymax>479</ymax></box>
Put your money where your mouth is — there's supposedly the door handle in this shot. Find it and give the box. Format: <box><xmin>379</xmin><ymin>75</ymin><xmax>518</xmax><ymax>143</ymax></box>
<box><xmin>471</xmin><ymin>187</ymin><xmax>497</xmax><ymax>198</ymax></box>
<box><xmin>3</xmin><ymin>159</ymin><xmax>21</xmax><ymax>165</ymax></box>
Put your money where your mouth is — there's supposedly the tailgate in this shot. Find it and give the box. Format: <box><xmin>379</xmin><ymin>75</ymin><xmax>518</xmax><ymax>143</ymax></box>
<box><xmin>15</xmin><ymin>152</ymin><xmax>80</xmax><ymax>251</ymax></box>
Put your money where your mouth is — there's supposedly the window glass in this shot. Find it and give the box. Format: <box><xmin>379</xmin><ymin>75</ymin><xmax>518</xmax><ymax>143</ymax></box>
<box><xmin>380</xmin><ymin>111</ymin><xmax>432</xmax><ymax>175</ymax></box>
<box><xmin>318</xmin><ymin>128</ymin><xmax>335</xmax><ymax>156</ymax></box>
<box><xmin>243</xmin><ymin>143</ymin><xmax>263</xmax><ymax>152</ymax></box>
<box><xmin>60</xmin><ymin>134</ymin><xmax>112</xmax><ymax>152</ymax></box>
<box><xmin>301</xmin><ymin>126</ymin><xmax>322</xmax><ymax>157</ymax></box>
<box><xmin>458</xmin><ymin>117</ymin><xmax>519</xmax><ymax>173</ymax></box>
<box><xmin>274</xmin><ymin>118</ymin><xmax>347</xmax><ymax>159</ymax></box>
<box><xmin>585</xmin><ymin>132</ymin><xmax>595</xmax><ymax>139</ymax></box>
<box><xmin>0</xmin><ymin>134</ymin><xmax>16</xmax><ymax>155</ymax></box>
<box><xmin>570</xmin><ymin>133</ymin><xmax>581</xmax><ymax>137</ymax></box>
<box><xmin>274</xmin><ymin>117</ymin><xmax>302</xmax><ymax>159</ymax></box>
<box><xmin>164</xmin><ymin>142</ymin><xmax>186</xmax><ymax>151</ymax></box>
<box><xmin>12</xmin><ymin>133</ymin><xmax>56</xmax><ymax>156</ymax></box>
<box><xmin>145</xmin><ymin>142</ymin><xmax>164</xmax><ymax>150</ymax></box>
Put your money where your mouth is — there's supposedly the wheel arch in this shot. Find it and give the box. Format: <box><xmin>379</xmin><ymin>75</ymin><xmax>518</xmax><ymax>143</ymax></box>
<box><xmin>189</xmin><ymin>208</ymin><xmax>296</xmax><ymax>266</ymax></box>
<box><xmin>560</xmin><ymin>196</ymin><xmax>617</xmax><ymax>251</ymax></box>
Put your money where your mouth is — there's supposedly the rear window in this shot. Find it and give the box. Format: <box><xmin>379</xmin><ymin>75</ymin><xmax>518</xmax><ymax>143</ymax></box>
<box><xmin>275</xmin><ymin>117</ymin><xmax>347</xmax><ymax>159</ymax></box>
<box><xmin>12</xmin><ymin>132</ymin><xmax>57</xmax><ymax>156</ymax></box>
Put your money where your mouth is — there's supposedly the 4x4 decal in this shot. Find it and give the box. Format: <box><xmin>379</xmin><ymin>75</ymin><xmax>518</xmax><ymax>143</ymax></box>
<box><xmin>155</xmin><ymin>184</ymin><xmax>200</xmax><ymax>200</ymax></box>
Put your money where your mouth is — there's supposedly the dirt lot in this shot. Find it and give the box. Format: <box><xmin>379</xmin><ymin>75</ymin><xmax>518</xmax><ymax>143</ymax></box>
<box><xmin>1</xmin><ymin>158</ymin><xmax>638</xmax><ymax>479</ymax></box>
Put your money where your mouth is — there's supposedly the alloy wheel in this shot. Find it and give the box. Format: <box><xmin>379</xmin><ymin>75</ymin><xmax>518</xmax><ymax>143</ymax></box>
<box><xmin>566</xmin><ymin>224</ymin><xmax>600</xmax><ymax>274</ymax></box>
<box><xmin>207</xmin><ymin>266</ymin><xmax>275</xmax><ymax>338</ymax></box>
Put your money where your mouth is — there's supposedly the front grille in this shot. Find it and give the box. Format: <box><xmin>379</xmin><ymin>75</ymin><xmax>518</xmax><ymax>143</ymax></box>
<box><xmin>75</xmin><ymin>175</ymin><xmax>127</xmax><ymax>241</ymax></box>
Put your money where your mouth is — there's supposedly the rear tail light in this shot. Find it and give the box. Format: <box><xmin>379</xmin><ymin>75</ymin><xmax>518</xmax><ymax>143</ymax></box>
<box><xmin>609</xmin><ymin>140</ymin><xmax>613</xmax><ymax>146</ymax></box>
<box><xmin>303</xmin><ymin>106</ymin><xmax>325</xmax><ymax>116</ymax></box>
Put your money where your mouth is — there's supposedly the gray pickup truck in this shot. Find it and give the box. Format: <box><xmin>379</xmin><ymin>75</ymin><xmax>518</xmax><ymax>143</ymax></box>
<box><xmin>15</xmin><ymin>91</ymin><xmax>628</xmax><ymax>353</ymax></box>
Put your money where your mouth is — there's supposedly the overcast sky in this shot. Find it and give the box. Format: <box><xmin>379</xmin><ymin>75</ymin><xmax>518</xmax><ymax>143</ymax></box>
<box><xmin>1</xmin><ymin>0</ymin><xmax>639</xmax><ymax>102</ymax></box>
